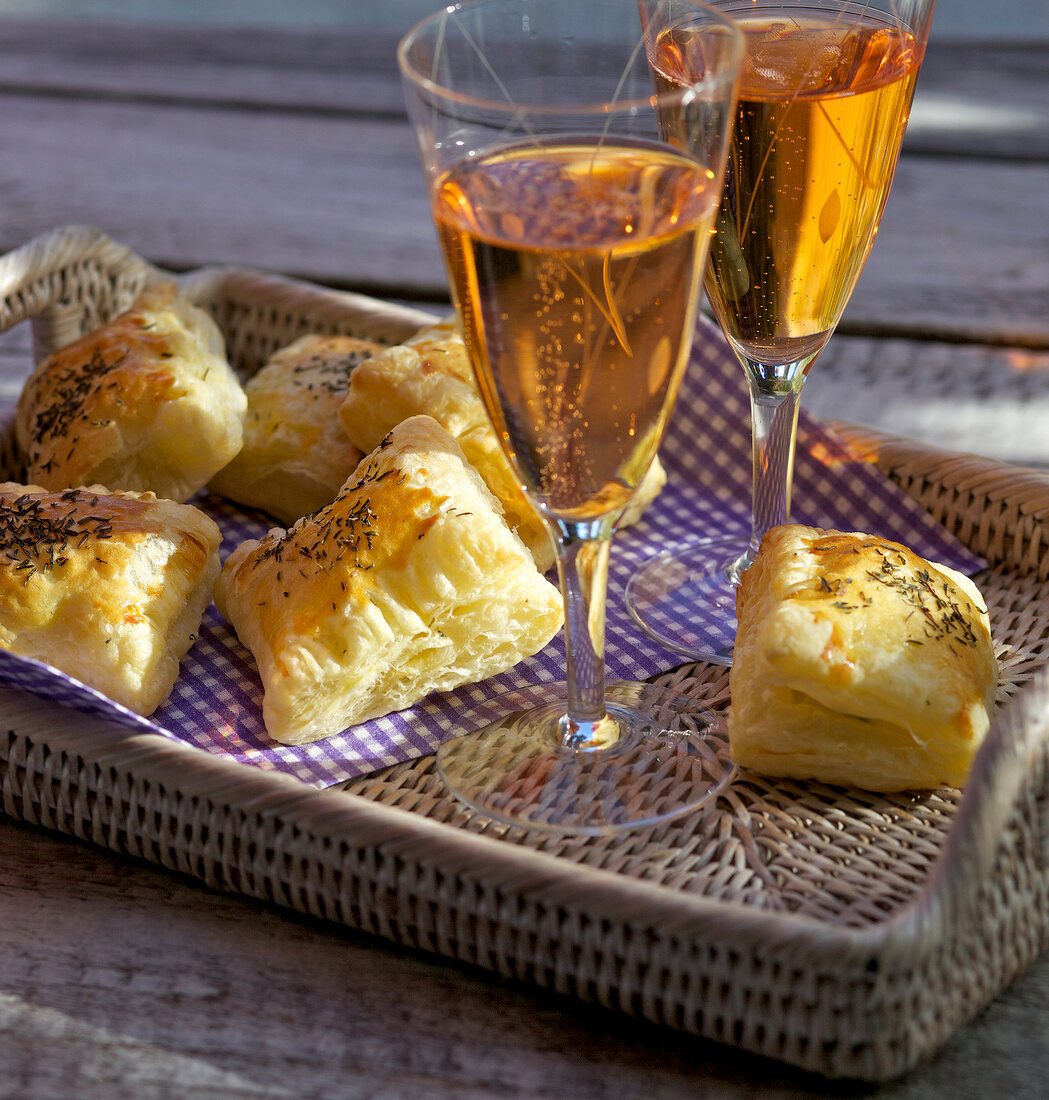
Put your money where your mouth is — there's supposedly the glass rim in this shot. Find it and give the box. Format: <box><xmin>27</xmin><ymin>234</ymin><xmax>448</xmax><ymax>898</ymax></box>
<box><xmin>712</xmin><ymin>0</ymin><xmax>933</xmax><ymax>31</ymax></box>
<box><xmin>396</xmin><ymin>0</ymin><xmax>744</xmax><ymax>119</ymax></box>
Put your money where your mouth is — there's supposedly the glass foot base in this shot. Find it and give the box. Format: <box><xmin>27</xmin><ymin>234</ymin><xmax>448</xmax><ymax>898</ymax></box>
<box><xmin>625</xmin><ymin>535</ymin><xmax>749</xmax><ymax>665</ymax></box>
<box><xmin>437</xmin><ymin>681</ymin><xmax>735</xmax><ymax>835</ymax></box>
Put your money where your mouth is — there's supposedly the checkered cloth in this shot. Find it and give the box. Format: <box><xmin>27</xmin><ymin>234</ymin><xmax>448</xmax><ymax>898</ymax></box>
<box><xmin>0</xmin><ymin>318</ymin><xmax>983</xmax><ymax>787</ymax></box>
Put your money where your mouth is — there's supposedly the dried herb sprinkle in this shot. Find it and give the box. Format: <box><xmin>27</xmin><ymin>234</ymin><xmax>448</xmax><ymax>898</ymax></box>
<box><xmin>27</xmin><ymin>347</ymin><xmax>127</xmax><ymax>463</ymax></box>
<box><xmin>0</xmin><ymin>490</ymin><xmax>115</xmax><ymax>581</ymax></box>
<box><xmin>808</xmin><ymin>538</ymin><xmax>980</xmax><ymax>648</ymax></box>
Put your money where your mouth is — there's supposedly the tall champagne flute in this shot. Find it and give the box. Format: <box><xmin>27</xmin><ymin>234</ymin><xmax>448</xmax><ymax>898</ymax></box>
<box><xmin>398</xmin><ymin>0</ymin><xmax>743</xmax><ymax>833</ymax></box>
<box><xmin>627</xmin><ymin>0</ymin><xmax>935</xmax><ymax>663</ymax></box>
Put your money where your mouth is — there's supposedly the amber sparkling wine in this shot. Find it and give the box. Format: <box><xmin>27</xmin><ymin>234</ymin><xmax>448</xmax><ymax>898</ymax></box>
<box><xmin>653</xmin><ymin>10</ymin><xmax>921</xmax><ymax>370</ymax></box>
<box><xmin>627</xmin><ymin>0</ymin><xmax>933</xmax><ymax>666</ymax></box>
<box><xmin>434</xmin><ymin>140</ymin><xmax>718</xmax><ymax>525</ymax></box>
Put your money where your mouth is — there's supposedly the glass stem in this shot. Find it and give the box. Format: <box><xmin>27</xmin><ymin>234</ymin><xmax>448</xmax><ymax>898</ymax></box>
<box><xmin>744</xmin><ymin>370</ymin><xmax>805</xmax><ymax>568</ymax></box>
<box><xmin>553</xmin><ymin>529</ymin><xmax>618</xmax><ymax>752</ymax></box>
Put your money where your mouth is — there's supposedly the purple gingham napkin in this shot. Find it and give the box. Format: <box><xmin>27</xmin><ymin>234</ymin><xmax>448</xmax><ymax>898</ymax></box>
<box><xmin>0</xmin><ymin>317</ymin><xmax>982</xmax><ymax>787</ymax></box>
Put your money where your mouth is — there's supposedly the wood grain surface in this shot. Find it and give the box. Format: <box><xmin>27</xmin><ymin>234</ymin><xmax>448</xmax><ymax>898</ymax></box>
<box><xmin>3</xmin><ymin>816</ymin><xmax>1049</xmax><ymax>1100</ymax></box>
<box><xmin>0</xmin><ymin>13</ymin><xmax>1047</xmax><ymax>1100</ymax></box>
<box><xmin>0</xmin><ymin>24</ymin><xmax>1045</xmax><ymax>337</ymax></box>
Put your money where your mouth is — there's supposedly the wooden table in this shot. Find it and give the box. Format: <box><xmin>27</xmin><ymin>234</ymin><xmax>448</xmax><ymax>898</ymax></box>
<box><xmin>0</xmin><ymin>16</ymin><xmax>1047</xmax><ymax>1099</ymax></box>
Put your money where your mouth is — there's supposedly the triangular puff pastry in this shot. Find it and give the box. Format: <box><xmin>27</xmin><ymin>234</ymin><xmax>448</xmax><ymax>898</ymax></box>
<box><xmin>209</xmin><ymin>333</ymin><xmax>385</xmax><ymax>524</ymax></box>
<box><xmin>0</xmin><ymin>482</ymin><xmax>221</xmax><ymax>715</ymax></box>
<box><xmin>215</xmin><ymin>415</ymin><xmax>564</xmax><ymax>744</ymax></box>
<box><xmin>16</xmin><ymin>283</ymin><xmax>245</xmax><ymax>502</ymax></box>
<box><xmin>729</xmin><ymin>525</ymin><xmax>998</xmax><ymax>791</ymax></box>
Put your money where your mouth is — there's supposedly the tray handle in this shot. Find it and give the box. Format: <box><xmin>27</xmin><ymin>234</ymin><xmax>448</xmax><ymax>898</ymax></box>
<box><xmin>0</xmin><ymin>225</ymin><xmax>164</xmax><ymax>361</ymax></box>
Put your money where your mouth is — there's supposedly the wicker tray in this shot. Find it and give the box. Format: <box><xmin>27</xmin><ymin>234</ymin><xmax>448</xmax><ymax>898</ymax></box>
<box><xmin>1</xmin><ymin>225</ymin><xmax>1047</xmax><ymax>1082</ymax></box>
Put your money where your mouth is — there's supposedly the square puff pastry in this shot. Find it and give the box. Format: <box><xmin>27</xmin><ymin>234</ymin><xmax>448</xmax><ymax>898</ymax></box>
<box><xmin>209</xmin><ymin>333</ymin><xmax>385</xmax><ymax>524</ymax></box>
<box><xmin>0</xmin><ymin>481</ymin><xmax>222</xmax><ymax>716</ymax></box>
<box><xmin>338</xmin><ymin>319</ymin><xmax>666</xmax><ymax>573</ymax></box>
<box><xmin>215</xmin><ymin>414</ymin><xmax>564</xmax><ymax>745</ymax></box>
<box><xmin>729</xmin><ymin>524</ymin><xmax>998</xmax><ymax>791</ymax></box>
<box><xmin>16</xmin><ymin>282</ymin><xmax>246</xmax><ymax>502</ymax></box>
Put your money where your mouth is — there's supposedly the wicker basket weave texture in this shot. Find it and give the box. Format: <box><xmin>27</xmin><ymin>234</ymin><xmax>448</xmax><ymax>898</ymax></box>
<box><xmin>0</xmin><ymin>226</ymin><xmax>1047</xmax><ymax>1082</ymax></box>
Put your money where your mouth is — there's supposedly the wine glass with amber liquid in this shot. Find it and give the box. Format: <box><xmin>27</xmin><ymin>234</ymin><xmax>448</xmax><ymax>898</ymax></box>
<box><xmin>398</xmin><ymin>0</ymin><xmax>743</xmax><ymax>833</ymax></box>
<box><xmin>627</xmin><ymin>0</ymin><xmax>936</xmax><ymax>663</ymax></box>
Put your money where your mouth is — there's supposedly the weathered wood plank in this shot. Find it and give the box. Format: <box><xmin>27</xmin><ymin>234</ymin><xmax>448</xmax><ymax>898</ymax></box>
<box><xmin>908</xmin><ymin>41</ymin><xmax>1049</xmax><ymax>159</ymax></box>
<box><xmin>2</xmin><ymin>815</ymin><xmax>1048</xmax><ymax>1100</ymax></box>
<box><xmin>807</xmin><ymin>334</ymin><xmax>1049</xmax><ymax>468</ymax></box>
<box><xmin>0</xmin><ymin>91</ymin><xmax>435</xmax><ymax>297</ymax></box>
<box><xmin>0</xmin><ymin>20</ymin><xmax>1045</xmax><ymax>159</ymax></box>
<box><xmin>846</xmin><ymin>155</ymin><xmax>1049</xmax><ymax>347</ymax></box>
<box><xmin>0</xmin><ymin>20</ymin><xmax>411</xmax><ymax>115</ymax></box>
<box><xmin>0</xmin><ymin>90</ymin><xmax>1044</xmax><ymax>343</ymax></box>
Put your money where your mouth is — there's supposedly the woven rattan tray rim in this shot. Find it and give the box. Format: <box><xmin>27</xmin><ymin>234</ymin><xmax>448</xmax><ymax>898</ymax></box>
<box><xmin>1</xmin><ymin>225</ymin><xmax>1047</xmax><ymax>1081</ymax></box>
<box><xmin>2</xmin><ymin>660</ymin><xmax>1044</xmax><ymax>954</ymax></box>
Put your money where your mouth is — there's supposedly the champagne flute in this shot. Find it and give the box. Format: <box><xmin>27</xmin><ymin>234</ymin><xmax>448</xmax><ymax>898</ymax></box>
<box><xmin>627</xmin><ymin>0</ymin><xmax>936</xmax><ymax>663</ymax></box>
<box><xmin>398</xmin><ymin>0</ymin><xmax>743</xmax><ymax>833</ymax></box>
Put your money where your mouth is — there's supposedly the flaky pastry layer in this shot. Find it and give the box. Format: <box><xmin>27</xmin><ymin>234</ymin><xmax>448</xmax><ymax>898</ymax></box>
<box><xmin>210</xmin><ymin>332</ymin><xmax>385</xmax><ymax>523</ymax></box>
<box><xmin>729</xmin><ymin>524</ymin><xmax>998</xmax><ymax>791</ymax></box>
<box><xmin>0</xmin><ymin>481</ymin><xmax>221</xmax><ymax>715</ymax></box>
<box><xmin>16</xmin><ymin>282</ymin><xmax>245</xmax><ymax>501</ymax></box>
<box><xmin>215</xmin><ymin>415</ymin><xmax>563</xmax><ymax>744</ymax></box>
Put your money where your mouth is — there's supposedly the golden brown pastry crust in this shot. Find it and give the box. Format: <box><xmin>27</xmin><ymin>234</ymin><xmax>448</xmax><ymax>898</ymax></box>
<box><xmin>209</xmin><ymin>333</ymin><xmax>384</xmax><ymax>523</ymax></box>
<box><xmin>15</xmin><ymin>282</ymin><xmax>245</xmax><ymax>501</ymax></box>
<box><xmin>338</xmin><ymin>320</ymin><xmax>665</xmax><ymax>572</ymax></box>
<box><xmin>729</xmin><ymin>524</ymin><xmax>998</xmax><ymax>791</ymax></box>
<box><xmin>215</xmin><ymin>415</ymin><xmax>563</xmax><ymax>745</ymax></box>
<box><xmin>0</xmin><ymin>481</ymin><xmax>222</xmax><ymax>715</ymax></box>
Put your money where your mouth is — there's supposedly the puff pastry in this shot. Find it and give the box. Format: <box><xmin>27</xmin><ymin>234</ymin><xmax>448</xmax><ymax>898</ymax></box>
<box><xmin>16</xmin><ymin>282</ymin><xmax>246</xmax><ymax>502</ymax></box>
<box><xmin>0</xmin><ymin>481</ymin><xmax>222</xmax><ymax>715</ymax></box>
<box><xmin>215</xmin><ymin>415</ymin><xmax>564</xmax><ymax>744</ymax></box>
<box><xmin>209</xmin><ymin>333</ymin><xmax>385</xmax><ymax>523</ymax></box>
<box><xmin>338</xmin><ymin>320</ymin><xmax>666</xmax><ymax>572</ymax></box>
<box><xmin>729</xmin><ymin>524</ymin><xmax>998</xmax><ymax>791</ymax></box>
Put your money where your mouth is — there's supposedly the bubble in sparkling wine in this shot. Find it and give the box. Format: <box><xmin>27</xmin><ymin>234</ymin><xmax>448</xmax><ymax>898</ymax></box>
<box><xmin>433</xmin><ymin>139</ymin><xmax>720</xmax><ymax>520</ymax></box>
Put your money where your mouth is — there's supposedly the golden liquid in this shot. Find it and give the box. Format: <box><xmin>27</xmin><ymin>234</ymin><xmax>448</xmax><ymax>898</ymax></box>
<box><xmin>434</xmin><ymin>141</ymin><xmax>718</xmax><ymax>521</ymax></box>
<box><xmin>654</xmin><ymin>12</ymin><xmax>921</xmax><ymax>370</ymax></box>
